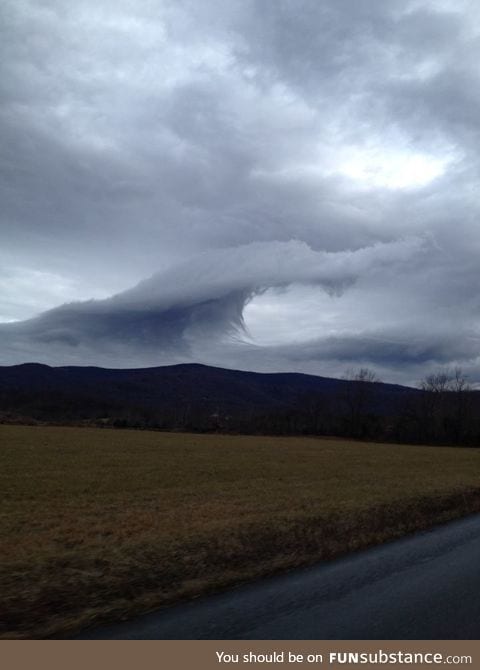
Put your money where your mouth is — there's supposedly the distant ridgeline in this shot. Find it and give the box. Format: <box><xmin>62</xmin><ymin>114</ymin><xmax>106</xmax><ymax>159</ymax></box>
<box><xmin>0</xmin><ymin>362</ymin><xmax>479</xmax><ymax>446</ymax></box>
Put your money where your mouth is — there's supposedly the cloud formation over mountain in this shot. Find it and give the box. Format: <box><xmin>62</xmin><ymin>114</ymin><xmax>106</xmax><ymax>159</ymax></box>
<box><xmin>0</xmin><ymin>238</ymin><xmax>426</xmax><ymax>371</ymax></box>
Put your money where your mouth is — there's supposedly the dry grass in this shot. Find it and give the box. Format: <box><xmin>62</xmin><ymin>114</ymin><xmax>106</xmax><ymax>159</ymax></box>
<box><xmin>1</xmin><ymin>424</ymin><xmax>480</xmax><ymax>639</ymax></box>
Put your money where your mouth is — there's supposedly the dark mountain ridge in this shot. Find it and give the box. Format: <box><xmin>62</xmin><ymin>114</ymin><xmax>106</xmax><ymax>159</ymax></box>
<box><xmin>0</xmin><ymin>361</ymin><xmax>410</xmax><ymax>429</ymax></box>
<box><xmin>0</xmin><ymin>361</ymin><xmax>411</xmax><ymax>409</ymax></box>
<box><xmin>0</xmin><ymin>362</ymin><xmax>478</xmax><ymax>445</ymax></box>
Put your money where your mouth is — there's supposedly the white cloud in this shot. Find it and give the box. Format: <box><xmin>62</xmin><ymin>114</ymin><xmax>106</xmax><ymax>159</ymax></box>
<box><xmin>338</xmin><ymin>148</ymin><xmax>451</xmax><ymax>190</ymax></box>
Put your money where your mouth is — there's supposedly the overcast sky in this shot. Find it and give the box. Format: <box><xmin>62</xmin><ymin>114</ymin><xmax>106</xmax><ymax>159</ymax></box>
<box><xmin>2</xmin><ymin>0</ymin><xmax>480</xmax><ymax>385</ymax></box>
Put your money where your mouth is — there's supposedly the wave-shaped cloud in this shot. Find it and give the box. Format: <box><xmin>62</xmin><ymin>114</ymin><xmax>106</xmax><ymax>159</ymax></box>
<box><xmin>0</xmin><ymin>237</ymin><xmax>424</xmax><ymax>367</ymax></box>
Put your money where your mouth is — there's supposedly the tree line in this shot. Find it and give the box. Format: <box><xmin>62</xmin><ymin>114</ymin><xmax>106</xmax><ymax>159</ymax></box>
<box><xmin>240</xmin><ymin>367</ymin><xmax>480</xmax><ymax>446</ymax></box>
<box><xmin>81</xmin><ymin>367</ymin><xmax>480</xmax><ymax>446</ymax></box>
<box><xmin>1</xmin><ymin>366</ymin><xmax>479</xmax><ymax>446</ymax></box>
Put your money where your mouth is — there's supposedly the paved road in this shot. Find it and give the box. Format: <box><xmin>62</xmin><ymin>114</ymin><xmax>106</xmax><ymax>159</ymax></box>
<box><xmin>77</xmin><ymin>514</ymin><xmax>480</xmax><ymax>639</ymax></box>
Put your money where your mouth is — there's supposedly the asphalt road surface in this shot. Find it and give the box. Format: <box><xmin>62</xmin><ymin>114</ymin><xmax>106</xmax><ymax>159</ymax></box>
<box><xmin>77</xmin><ymin>514</ymin><xmax>480</xmax><ymax>639</ymax></box>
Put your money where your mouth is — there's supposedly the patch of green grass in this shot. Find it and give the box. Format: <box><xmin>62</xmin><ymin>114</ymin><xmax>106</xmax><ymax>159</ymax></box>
<box><xmin>1</xmin><ymin>424</ymin><xmax>480</xmax><ymax>638</ymax></box>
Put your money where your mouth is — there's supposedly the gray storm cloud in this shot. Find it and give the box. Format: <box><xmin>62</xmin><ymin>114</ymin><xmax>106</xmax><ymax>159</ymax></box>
<box><xmin>2</xmin><ymin>0</ymin><xmax>480</xmax><ymax>383</ymax></box>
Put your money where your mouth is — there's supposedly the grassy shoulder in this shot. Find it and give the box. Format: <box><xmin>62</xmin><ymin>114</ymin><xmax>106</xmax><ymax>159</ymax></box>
<box><xmin>1</xmin><ymin>424</ymin><xmax>480</xmax><ymax>639</ymax></box>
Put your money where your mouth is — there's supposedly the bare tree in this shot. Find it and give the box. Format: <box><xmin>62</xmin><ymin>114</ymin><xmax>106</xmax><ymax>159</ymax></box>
<box><xmin>420</xmin><ymin>372</ymin><xmax>450</xmax><ymax>393</ymax></box>
<box><xmin>344</xmin><ymin>367</ymin><xmax>379</xmax><ymax>384</ymax></box>
<box><xmin>418</xmin><ymin>368</ymin><xmax>472</xmax><ymax>444</ymax></box>
<box><xmin>340</xmin><ymin>367</ymin><xmax>380</xmax><ymax>438</ymax></box>
<box><xmin>447</xmin><ymin>368</ymin><xmax>472</xmax><ymax>443</ymax></box>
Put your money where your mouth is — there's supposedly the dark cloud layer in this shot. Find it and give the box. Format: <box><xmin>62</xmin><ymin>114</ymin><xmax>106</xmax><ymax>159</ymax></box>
<box><xmin>1</xmin><ymin>0</ymin><xmax>480</xmax><ymax>384</ymax></box>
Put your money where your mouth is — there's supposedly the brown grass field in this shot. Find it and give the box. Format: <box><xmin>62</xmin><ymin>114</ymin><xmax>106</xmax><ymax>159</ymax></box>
<box><xmin>1</xmin><ymin>424</ymin><xmax>480</xmax><ymax>639</ymax></box>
